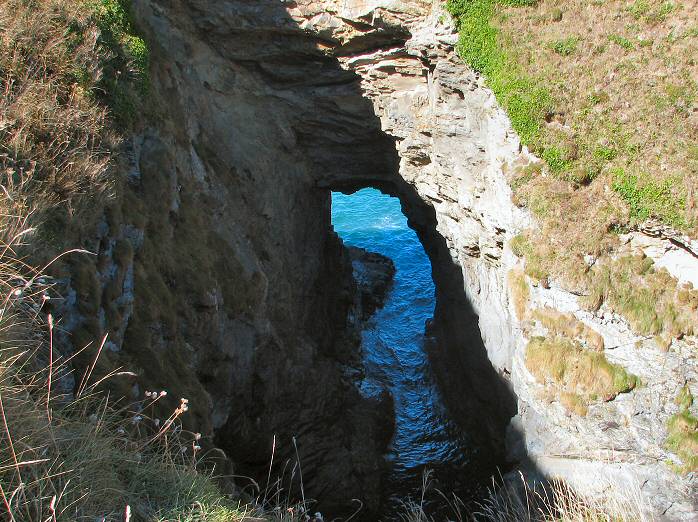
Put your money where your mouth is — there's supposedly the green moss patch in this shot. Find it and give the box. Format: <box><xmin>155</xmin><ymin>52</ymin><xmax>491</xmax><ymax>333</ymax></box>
<box><xmin>666</xmin><ymin>409</ymin><xmax>698</xmax><ymax>473</ymax></box>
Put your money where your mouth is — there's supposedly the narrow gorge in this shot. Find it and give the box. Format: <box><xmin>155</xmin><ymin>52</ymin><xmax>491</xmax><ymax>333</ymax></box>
<box><xmin>21</xmin><ymin>0</ymin><xmax>697</xmax><ymax>520</ymax></box>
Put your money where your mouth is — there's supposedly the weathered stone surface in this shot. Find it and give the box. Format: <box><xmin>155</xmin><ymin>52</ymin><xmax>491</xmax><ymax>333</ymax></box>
<box><xmin>287</xmin><ymin>0</ymin><xmax>697</xmax><ymax>517</ymax></box>
<box><xmin>347</xmin><ymin>246</ymin><xmax>396</xmax><ymax>320</ymax></box>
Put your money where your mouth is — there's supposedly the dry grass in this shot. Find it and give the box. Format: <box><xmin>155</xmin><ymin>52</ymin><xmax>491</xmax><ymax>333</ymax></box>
<box><xmin>0</xmin><ymin>0</ymin><xmax>149</xmax><ymax>251</ymax></box>
<box><xmin>584</xmin><ymin>255</ymin><xmax>698</xmax><ymax>338</ymax></box>
<box><xmin>396</xmin><ymin>470</ymin><xmax>649</xmax><ymax>521</ymax></box>
<box><xmin>507</xmin><ymin>269</ymin><xmax>531</xmax><ymax>320</ymax></box>
<box><xmin>448</xmin><ymin>0</ymin><xmax>698</xmax><ymax>345</ymax></box>
<box><xmin>559</xmin><ymin>391</ymin><xmax>589</xmax><ymax>417</ymax></box>
<box><xmin>532</xmin><ymin>307</ymin><xmax>604</xmax><ymax>352</ymax></box>
<box><xmin>474</xmin><ymin>473</ymin><xmax>650</xmax><ymax>521</ymax></box>
<box><xmin>522</xmin><ymin>302</ymin><xmax>637</xmax><ymax>415</ymax></box>
<box><xmin>525</xmin><ymin>335</ymin><xmax>638</xmax><ymax>409</ymax></box>
<box><xmin>1</xmin><ymin>0</ymin><xmax>108</xmax><ymax>224</ymax></box>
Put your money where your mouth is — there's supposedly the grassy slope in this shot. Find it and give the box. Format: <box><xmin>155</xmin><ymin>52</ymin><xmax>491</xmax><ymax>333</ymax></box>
<box><xmin>446</xmin><ymin>0</ymin><xmax>698</xmax><ymax>295</ymax></box>
<box><xmin>446</xmin><ymin>0</ymin><xmax>697</xmax><ymax>470</ymax></box>
<box><xmin>0</xmin><ymin>1</ymin><xmax>289</xmax><ymax>520</ymax></box>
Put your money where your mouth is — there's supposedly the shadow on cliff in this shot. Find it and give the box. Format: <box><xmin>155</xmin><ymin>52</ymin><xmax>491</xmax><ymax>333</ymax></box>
<box><xmin>134</xmin><ymin>0</ymin><xmax>537</xmax><ymax>519</ymax></box>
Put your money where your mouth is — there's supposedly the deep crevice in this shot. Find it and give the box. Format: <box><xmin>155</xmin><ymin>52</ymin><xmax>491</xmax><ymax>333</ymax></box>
<box><xmin>134</xmin><ymin>1</ymin><xmax>521</xmax><ymax>518</ymax></box>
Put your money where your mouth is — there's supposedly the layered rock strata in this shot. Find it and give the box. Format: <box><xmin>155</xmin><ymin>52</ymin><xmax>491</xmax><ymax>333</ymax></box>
<box><xmin>288</xmin><ymin>1</ymin><xmax>697</xmax><ymax>518</ymax></box>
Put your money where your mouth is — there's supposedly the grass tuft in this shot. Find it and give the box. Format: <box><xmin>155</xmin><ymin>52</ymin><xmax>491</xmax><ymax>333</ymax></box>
<box><xmin>398</xmin><ymin>469</ymin><xmax>649</xmax><ymax>521</ymax></box>
<box><xmin>665</xmin><ymin>385</ymin><xmax>698</xmax><ymax>473</ymax></box>
<box><xmin>550</xmin><ymin>36</ymin><xmax>580</xmax><ymax>56</ymax></box>
<box><xmin>525</xmin><ymin>335</ymin><xmax>637</xmax><ymax>408</ymax></box>
<box><xmin>508</xmin><ymin>269</ymin><xmax>530</xmax><ymax>320</ymax></box>
<box><xmin>475</xmin><ymin>474</ymin><xmax>648</xmax><ymax>521</ymax></box>
<box><xmin>532</xmin><ymin>307</ymin><xmax>604</xmax><ymax>352</ymax></box>
<box><xmin>584</xmin><ymin>255</ymin><xmax>698</xmax><ymax>339</ymax></box>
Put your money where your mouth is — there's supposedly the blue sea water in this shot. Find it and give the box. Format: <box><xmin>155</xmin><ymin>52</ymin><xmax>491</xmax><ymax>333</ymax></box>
<box><xmin>331</xmin><ymin>188</ymin><xmax>474</xmax><ymax>510</ymax></box>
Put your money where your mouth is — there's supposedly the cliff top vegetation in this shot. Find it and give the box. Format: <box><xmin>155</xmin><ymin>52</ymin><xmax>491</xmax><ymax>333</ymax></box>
<box><xmin>446</xmin><ymin>0</ymin><xmax>697</xmax><ymax>472</ymax></box>
<box><xmin>446</xmin><ymin>0</ymin><xmax>697</xmax><ymax>311</ymax></box>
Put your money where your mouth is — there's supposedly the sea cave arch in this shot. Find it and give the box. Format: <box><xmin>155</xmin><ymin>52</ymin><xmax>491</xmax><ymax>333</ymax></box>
<box><xmin>131</xmin><ymin>0</ymin><xmax>518</xmax><ymax>516</ymax></box>
<box><xmin>325</xmin><ymin>178</ymin><xmax>517</xmax><ymax>457</ymax></box>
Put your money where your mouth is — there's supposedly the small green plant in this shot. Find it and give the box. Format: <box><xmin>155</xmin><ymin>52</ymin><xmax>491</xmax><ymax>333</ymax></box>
<box><xmin>611</xmin><ymin>168</ymin><xmax>687</xmax><ymax>228</ymax></box>
<box><xmin>551</xmin><ymin>36</ymin><xmax>580</xmax><ymax>56</ymax></box>
<box><xmin>609</xmin><ymin>34</ymin><xmax>634</xmax><ymax>50</ymax></box>
<box><xmin>628</xmin><ymin>0</ymin><xmax>650</xmax><ymax>19</ymax></box>
<box><xmin>593</xmin><ymin>145</ymin><xmax>617</xmax><ymax>161</ymax></box>
<box><xmin>509</xmin><ymin>233</ymin><xmax>530</xmax><ymax>258</ymax></box>
<box><xmin>653</xmin><ymin>1</ymin><xmax>676</xmax><ymax>22</ymax></box>
<box><xmin>541</xmin><ymin>146</ymin><xmax>571</xmax><ymax>173</ymax></box>
<box><xmin>588</xmin><ymin>91</ymin><xmax>610</xmax><ymax>105</ymax></box>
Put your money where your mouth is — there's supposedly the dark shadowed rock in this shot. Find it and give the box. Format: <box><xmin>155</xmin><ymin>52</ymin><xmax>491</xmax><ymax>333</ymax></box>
<box><xmin>347</xmin><ymin>246</ymin><xmax>396</xmax><ymax>320</ymax></box>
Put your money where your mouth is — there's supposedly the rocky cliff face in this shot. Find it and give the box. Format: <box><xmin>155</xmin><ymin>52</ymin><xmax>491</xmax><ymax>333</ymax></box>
<box><xmin>52</xmin><ymin>0</ymin><xmax>696</xmax><ymax>518</ymax></box>
<box><xmin>287</xmin><ymin>0</ymin><xmax>697</xmax><ymax>518</ymax></box>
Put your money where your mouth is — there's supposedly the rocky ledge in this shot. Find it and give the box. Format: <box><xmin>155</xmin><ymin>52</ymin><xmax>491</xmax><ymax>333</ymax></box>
<box><xmin>347</xmin><ymin>246</ymin><xmax>396</xmax><ymax>321</ymax></box>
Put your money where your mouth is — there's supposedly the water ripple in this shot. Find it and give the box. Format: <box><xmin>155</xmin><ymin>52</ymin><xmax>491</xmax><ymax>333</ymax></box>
<box><xmin>332</xmin><ymin>189</ymin><xmax>475</xmax><ymax>514</ymax></box>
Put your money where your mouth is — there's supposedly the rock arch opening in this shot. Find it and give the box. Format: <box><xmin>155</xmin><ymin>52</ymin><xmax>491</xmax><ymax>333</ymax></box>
<box><xmin>331</xmin><ymin>188</ymin><xmax>482</xmax><ymax>512</ymax></box>
<box><xmin>133</xmin><ymin>0</ymin><xmax>519</xmax><ymax>517</ymax></box>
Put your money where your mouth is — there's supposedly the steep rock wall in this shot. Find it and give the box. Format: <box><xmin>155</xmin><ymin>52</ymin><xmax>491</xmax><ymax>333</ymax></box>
<box><xmin>290</xmin><ymin>0</ymin><xmax>697</xmax><ymax>518</ymax></box>
<box><xmin>124</xmin><ymin>0</ymin><xmax>515</xmax><ymax>509</ymax></box>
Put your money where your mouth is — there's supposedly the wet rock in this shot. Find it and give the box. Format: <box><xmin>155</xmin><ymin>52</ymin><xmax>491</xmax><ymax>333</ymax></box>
<box><xmin>347</xmin><ymin>246</ymin><xmax>396</xmax><ymax>320</ymax></box>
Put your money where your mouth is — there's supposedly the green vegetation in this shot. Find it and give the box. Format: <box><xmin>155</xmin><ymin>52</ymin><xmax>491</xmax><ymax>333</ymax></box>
<box><xmin>87</xmin><ymin>0</ymin><xmax>150</xmax><ymax>124</ymax></box>
<box><xmin>522</xmin><ymin>305</ymin><xmax>636</xmax><ymax>417</ymax></box>
<box><xmin>612</xmin><ymin>169</ymin><xmax>687</xmax><ymax>228</ymax></box>
<box><xmin>541</xmin><ymin>146</ymin><xmax>572</xmax><ymax>173</ymax></box>
<box><xmin>666</xmin><ymin>392</ymin><xmax>698</xmax><ymax>473</ymax></box>
<box><xmin>551</xmin><ymin>36</ymin><xmax>580</xmax><ymax>56</ymax></box>
<box><xmin>509</xmin><ymin>233</ymin><xmax>549</xmax><ymax>280</ymax></box>
<box><xmin>447</xmin><ymin>0</ymin><xmax>698</xmax><ymax>348</ymax></box>
<box><xmin>628</xmin><ymin>0</ymin><xmax>651</xmax><ymax>19</ymax></box>
<box><xmin>609</xmin><ymin>34</ymin><xmax>634</xmax><ymax>50</ymax></box>
<box><xmin>446</xmin><ymin>0</ymin><xmax>552</xmax><ymax>145</ymax></box>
